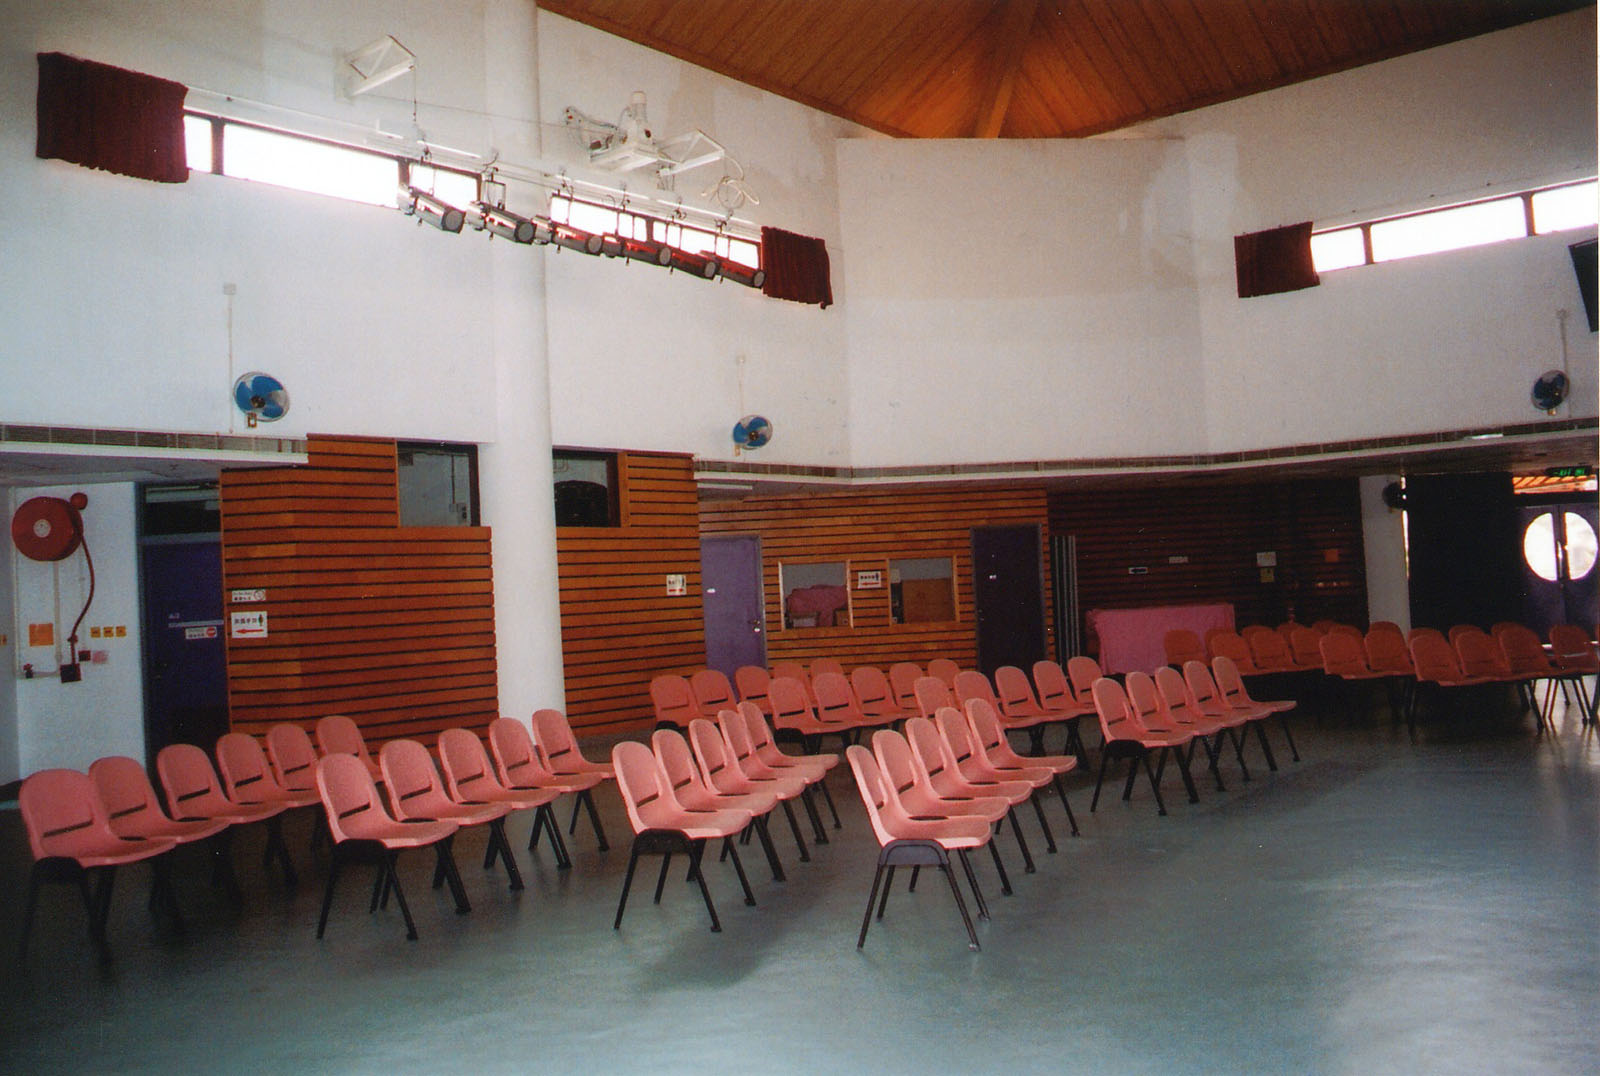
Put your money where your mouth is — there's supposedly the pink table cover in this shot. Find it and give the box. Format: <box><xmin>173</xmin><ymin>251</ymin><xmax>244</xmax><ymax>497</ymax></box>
<box><xmin>1085</xmin><ymin>603</ymin><xmax>1236</xmax><ymax>674</ymax></box>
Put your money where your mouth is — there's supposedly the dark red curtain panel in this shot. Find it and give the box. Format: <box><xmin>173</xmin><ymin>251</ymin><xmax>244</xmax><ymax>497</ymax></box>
<box><xmin>1234</xmin><ymin>221</ymin><xmax>1319</xmax><ymax>298</ymax></box>
<box><xmin>36</xmin><ymin>52</ymin><xmax>189</xmax><ymax>183</ymax></box>
<box><xmin>760</xmin><ymin>226</ymin><xmax>833</xmax><ymax>308</ymax></box>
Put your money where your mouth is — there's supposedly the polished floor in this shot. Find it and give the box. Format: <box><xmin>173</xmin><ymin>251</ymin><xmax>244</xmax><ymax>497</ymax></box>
<box><xmin>3</xmin><ymin>688</ymin><xmax>1597</xmax><ymax>1074</ymax></box>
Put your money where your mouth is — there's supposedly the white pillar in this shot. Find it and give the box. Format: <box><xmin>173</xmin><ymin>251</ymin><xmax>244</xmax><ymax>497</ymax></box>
<box><xmin>477</xmin><ymin>1</ymin><xmax>566</xmax><ymax>716</ymax></box>
<box><xmin>1360</xmin><ymin>474</ymin><xmax>1411</xmax><ymax>632</ymax></box>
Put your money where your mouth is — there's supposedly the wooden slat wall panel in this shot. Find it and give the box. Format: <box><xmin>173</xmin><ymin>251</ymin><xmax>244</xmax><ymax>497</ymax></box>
<box><xmin>700</xmin><ymin>486</ymin><xmax>1052</xmax><ymax>673</ymax></box>
<box><xmin>556</xmin><ymin>452</ymin><xmax>705</xmax><ymax>735</ymax></box>
<box><xmin>220</xmin><ymin>434</ymin><xmax>498</xmax><ymax>748</ymax></box>
<box><xmin>1048</xmin><ymin>478</ymin><xmax>1368</xmax><ymax>653</ymax></box>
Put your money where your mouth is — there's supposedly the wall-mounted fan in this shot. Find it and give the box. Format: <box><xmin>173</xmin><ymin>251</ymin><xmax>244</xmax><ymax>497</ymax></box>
<box><xmin>10</xmin><ymin>493</ymin><xmax>93</xmax><ymax>682</ymax></box>
<box><xmin>233</xmin><ymin>371</ymin><xmax>290</xmax><ymax>427</ymax></box>
<box><xmin>1531</xmin><ymin>370</ymin><xmax>1569</xmax><ymax>413</ymax></box>
<box><xmin>733</xmin><ymin>414</ymin><xmax>773</xmax><ymax>450</ymax></box>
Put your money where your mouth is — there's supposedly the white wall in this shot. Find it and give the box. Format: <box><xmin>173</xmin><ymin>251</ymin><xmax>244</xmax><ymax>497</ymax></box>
<box><xmin>1360</xmin><ymin>475</ymin><xmax>1411</xmax><ymax>633</ymax></box>
<box><xmin>537</xmin><ymin>13</ymin><xmax>865</xmax><ymax>467</ymax></box>
<box><xmin>10</xmin><ymin>483</ymin><xmax>144</xmax><ymax>776</ymax></box>
<box><xmin>0</xmin><ymin>486</ymin><xmax>16</xmax><ymax>782</ymax></box>
<box><xmin>839</xmin><ymin>137</ymin><xmax>1203</xmax><ymax>466</ymax></box>
<box><xmin>836</xmin><ymin>9</ymin><xmax>1597</xmax><ymax>468</ymax></box>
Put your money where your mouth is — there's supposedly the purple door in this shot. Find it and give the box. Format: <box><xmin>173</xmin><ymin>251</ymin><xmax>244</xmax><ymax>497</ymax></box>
<box><xmin>701</xmin><ymin>535</ymin><xmax>766</xmax><ymax>677</ymax></box>
<box><xmin>140</xmin><ymin>540</ymin><xmax>228</xmax><ymax>762</ymax></box>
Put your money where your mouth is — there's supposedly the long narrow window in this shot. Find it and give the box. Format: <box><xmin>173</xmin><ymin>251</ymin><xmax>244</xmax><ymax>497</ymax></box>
<box><xmin>1312</xmin><ymin>178</ymin><xmax>1597</xmax><ymax>274</ymax></box>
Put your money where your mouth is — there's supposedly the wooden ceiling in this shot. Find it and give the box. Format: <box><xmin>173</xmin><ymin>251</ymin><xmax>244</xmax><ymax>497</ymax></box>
<box><xmin>540</xmin><ymin>0</ymin><xmax>1589</xmax><ymax>138</ymax></box>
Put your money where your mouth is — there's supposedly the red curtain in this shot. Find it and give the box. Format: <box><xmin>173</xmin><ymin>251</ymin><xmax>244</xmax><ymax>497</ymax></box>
<box><xmin>1234</xmin><ymin>221</ymin><xmax>1319</xmax><ymax>298</ymax></box>
<box><xmin>36</xmin><ymin>52</ymin><xmax>189</xmax><ymax>183</ymax></box>
<box><xmin>760</xmin><ymin>226</ymin><xmax>833</xmax><ymax>308</ymax></box>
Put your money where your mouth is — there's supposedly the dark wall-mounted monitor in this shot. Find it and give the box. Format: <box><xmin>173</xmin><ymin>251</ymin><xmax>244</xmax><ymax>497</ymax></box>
<box><xmin>1569</xmin><ymin>238</ymin><xmax>1597</xmax><ymax>333</ymax></box>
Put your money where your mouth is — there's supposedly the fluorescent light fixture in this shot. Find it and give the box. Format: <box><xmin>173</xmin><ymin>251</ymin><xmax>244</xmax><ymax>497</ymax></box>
<box><xmin>720</xmin><ymin>261</ymin><xmax>767</xmax><ymax>289</ymax></box>
<box><xmin>400</xmin><ymin>186</ymin><xmax>464</xmax><ymax>233</ymax></box>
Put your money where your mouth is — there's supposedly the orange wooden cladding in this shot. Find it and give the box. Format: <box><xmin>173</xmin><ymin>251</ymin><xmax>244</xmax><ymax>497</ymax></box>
<box><xmin>555</xmin><ymin>452</ymin><xmax>705</xmax><ymax>735</ymax></box>
<box><xmin>700</xmin><ymin>485</ymin><xmax>1053</xmax><ymax>673</ymax></box>
<box><xmin>220</xmin><ymin>435</ymin><xmax>499</xmax><ymax>748</ymax></box>
<box><xmin>1048</xmin><ymin>477</ymin><xmax>1367</xmax><ymax>644</ymax></box>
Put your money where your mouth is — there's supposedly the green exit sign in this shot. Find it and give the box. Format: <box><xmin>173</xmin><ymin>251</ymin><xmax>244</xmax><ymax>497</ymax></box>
<box><xmin>1545</xmin><ymin>466</ymin><xmax>1594</xmax><ymax>478</ymax></box>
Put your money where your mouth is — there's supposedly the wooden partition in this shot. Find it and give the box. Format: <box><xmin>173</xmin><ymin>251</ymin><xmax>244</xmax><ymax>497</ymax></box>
<box><xmin>219</xmin><ymin>435</ymin><xmax>498</xmax><ymax>747</ymax></box>
<box><xmin>699</xmin><ymin>485</ymin><xmax>1052</xmax><ymax>672</ymax></box>
<box><xmin>555</xmin><ymin>451</ymin><xmax>704</xmax><ymax>734</ymax></box>
<box><xmin>1049</xmin><ymin>477</ymin><xmax>1367</xmax><ymax>641</ymax></box>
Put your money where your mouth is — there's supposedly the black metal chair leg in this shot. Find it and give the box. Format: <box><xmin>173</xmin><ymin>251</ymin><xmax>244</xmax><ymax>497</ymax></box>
<box><xmin>1029</xmin><ymin>790</ymin><xmax>1058</xmax><ymax>853</ymax></box>
<box><xmin>1279</xmin><ymin>714</ymin><xmax>1301</xmax><ymax>761</ymax></box>
<box><xmin>754</xmin><ymin>815</ymin><xmax>786</xmax><ymax>882</ymax></box>
<box><xmin>985</xmin><ymin>835</ymin><xmax>1013</xmax><ymax>896</ymax></box>
<box><xmin>1144</xmin><ymin>752</ymin><xmax>1169</xmax><ymax>816</ymax></box>
<box><xmin>435</xmin><ymin>838</ymin><xmax>471</xmax><ymax>913</ymax></box>
<box><xmin>780</xmin><ymin>798</ymin><xmax>812</xmax><ymax>862</ymax></box>
<box><xmin>614</xmin><ymin>842</ymin><xmax>643</xmax><ymax>929</ymax></box>
<box><xmin>653</xmin><ymin>852</ymin><xmax>673</xmax><ymax>904</ymax></box>
<box><xmin>316</xmin><ymin>851</ymin><xmax>343</xmax><ymax>938</ymax></box>
<box><xmin>941</xmin><ymin>862</ymin><xmax>980</xmax><ymax>951</ymax></box>
<box><xmin>1091</xmin><ymin>751</ymin><xmax>1112</xmax><ymax>812</ymax></box>
<box><xmin>957</xmin><ymin>849</ymin><xmax>992</xmax><ymax>921</ymax></box>
<box><xmin>488</xmin><ymin>818</ymin><xmax>524</xmax><ymax>890</ymax></box>
<box><xmin>1006</xmin><ymin>807</ymin><xmax>1036</xmax><ymax>873</ymax></box>
<box><xmin>722</xmin><ymin>838</ymin><xmax>756</xmax><ymax>907</ymax></box>
<box><xmin>688</xmin><ymin>841</ymin><xmax>724</xmax><ymax>932</ymax></box>
<box><xmin>385</xmin><ymin>855</ymin><xmax>420</xmax><ymax>940</ymax></box>
<box><xmin>858</xmin><ymin>863</ymin><xmax>886</xmax><ymax>947</ymax></box>
<box><xmin>1052</xmin><ymin>774</ymin><xmax>1080</xmax><ymax>836</ymax></box>
<box><xmin>579</xmin><ymin>788</ymin><xmax>610</xmax><ymax>851</ymax></box>
<box><xmin>877</xmin><ymin>865</ymin><xmax>896</xmax><ymax>919</ymax></box>
<box><xmin>799</xmin><ymin>786</ymin><xmax>829</xmax><ymax>846</ymax></box>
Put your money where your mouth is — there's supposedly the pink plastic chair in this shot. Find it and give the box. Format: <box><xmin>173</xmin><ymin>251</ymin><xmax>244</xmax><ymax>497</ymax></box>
<box><xmin>887</xmin><ymin>662</ymin><xmax>925</xmax><ymax>709</ymax></box>
<box><xmin>689</xmin><ymin>668</ymin><xmax>738</xmax><ymax>717</ymax></box>
<box><xmin>652</xmin><ymin>729</ymin><xmax>786</xmax><ymax>880</ymax></box>
<box><xmin>737</xmin><ymin>701</ymin><xmax>842</xmax><ymax>830</ymax></box>
<box><xmin>988</xmin><ymin>665</ymin><xmax>1058</xmax><ymax>753</ymax></box>
<box><xmin>380</xmin><ymin>738</ymin><xmax>521</xmax><ymax>891</ymax></box>
<box><xmin>719</xmin><ymin>706</ymin><xmax>835</xmax><ymax>840</ymax></box>
<box><xmin>265</xmin><ymin>723</ymin><xmax>321</xmax><ymax>796</ymax></box>
<box><xmin>1163</xmin><ymin>629</ymin><xmax>1206</xmax><ymax>667</ymax></box>
<box><xmin>530</xmin><ymin>708</ymin><xmax>612</xmax><ymax>851</ymax></box>
<box><xmin>1212</xmin><ymin>655</ymin><xmax>1301</xmax><ymax>761</ymax></box>
<box><xmin>935</xmin><ymin>705</ymin><xmax>1059</xmax><ymax>856</ymax></box>
<box><xmin>439</xmin><ymin>728</ymin><xmax>579</xmax><ymax>864</ymax></box>
<box><xmin>846</xmin><ymin>744</ymin><xmax>993</xmax><ymax>950</ymax></box>
<box><xmin>610</xmin><ymin>740</ymin><xmax>755</xmax><ymax>933</ymax></box>
<box><xmin>689</xmin><ymin>717</ymin><xmax>817</xmax><ymax>856</ymax></box>
<box><xmin>1030</xmin><ymin>659</ymin><xmax>1093</xmax><ymax>762</ymax></box>
<box><xmin>649</xmin><ymin>674</ymin><xmax>700</xmax><ymax>729</ymax></box>
<box><xmin>965</xmin><ymin>699</ymin><xmax>1080</xmax><ymax>836</ymax></box>
<box><xmin>906</xmin><ymin>715</ymin><xmax>1037</xmax><ymax>875</ymax></box>
<box><xmin>486</xmin><ymin>717</ymin><xmax>580</xmax><ymax>867</ymax></box>
<box><xmin>926</xmin><ymin>658</ymin><xmax>961</xmax><ymax>687</ymax></box>
<box><xmin>314</xmin><ymin>714</ymin><xmax>384</xmax><ymax>785</ymax></box>
<box><xmin>1183</xmin><ymin>660</ymin><xmax>1278</xmax><ymax>773</ymax></box>
<box><xmin>20</xmin><ymin>768</ymin><xmax>179</xmax><ymax>957</ymax></box>
<box><xmin>769</xmin><ymin>674</ymin><xmax>851</xmax><ymax>752</ymax></box>
<box><xmin>313</xmin><ymin>753</ymin><xmax>465</xmax><ymax>940</ymax></box>
<box><xmin>811</xmin><ymin>671</ymin><xmax>872</xmax><ymax>739</ymax></box>
<box><xmin>810</xmin><ymin>657</ymin><xmax>846</xmax><ymax>680</ymax></box>
<box><xmin>912</xmin><ymin>675</ymin><xmax>956</xmax><ymax>720</ymax></box>
<box><xmin>90</xmin><ymin>754</ymin><xmax>238</xmax><ymax>901</ymax></box>
<box><xmin>216</xmin><ymin>732</ymin><xmax>321</xmax><ymax>812</ymax></box>
<box><xmin>1088</xmin><ymin>677</ymin><xmax>1192</xmax><ymax>817</ymax></box>
<box><xmin>156</xmin><ymin>742</ymin><xmax>298</xmax><ymax>886</ymax></box>
<box><xmin>734</xmin><ymin>665</ymin><xmax>774</xmax><ymax>714</ymax></box>
<box><xmin>850</xmin><ymin>665</ymin><xmax>915</xmax><ymax>726</ymax></box>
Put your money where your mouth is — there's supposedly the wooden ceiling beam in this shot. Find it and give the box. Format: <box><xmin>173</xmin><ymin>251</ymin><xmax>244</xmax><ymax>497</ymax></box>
<box><xmin>973</xmin><ymin>0</ymin><xmax>1039</xmax><ymax>138</ymax></box>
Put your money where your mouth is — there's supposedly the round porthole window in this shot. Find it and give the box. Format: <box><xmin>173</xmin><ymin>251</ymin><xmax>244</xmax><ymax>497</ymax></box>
<box><xmin>1522</xmin><ymin>511</ymin><xmax>1598</xmax><ymax>582</ymax></box>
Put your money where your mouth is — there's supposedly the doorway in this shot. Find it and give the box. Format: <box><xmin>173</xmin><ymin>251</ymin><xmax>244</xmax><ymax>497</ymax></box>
<box><xmin>139</xmin><ymin>484</ymin><xmax>227</xmax><ymax>765</ymax></box>
<box><xmin>972</xmin><ymin>524</ymin><xmax>1047</xmax><ymax>676</ymax></box>
<box><xmin>701</xmin><ymin>534</ymin><xmax>766</xmax><ymax>677</ymax></box>
<box><xmin>1516</xmin><ymin>499</ymin><xmax>1599</xmax><ymax>634</ymax></box>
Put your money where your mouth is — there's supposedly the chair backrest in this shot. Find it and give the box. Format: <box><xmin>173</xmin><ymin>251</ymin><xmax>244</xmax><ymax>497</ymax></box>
<box><xmin>1446</xmin><ymin>624</ymin><xmax>1478</xmax><ymax>645</ymax></box>
<box><xmin>437</xmin><ymin>727</ymin><xmax>506</xmax><ymax>802</ymax></box>
<box><xmin>1248</xmin><ymin>629</ymin><xmax>1294</xmax><ymax>669</ymax></box>
<box><xmin>1153</xmin><ymin>665</ymin><xmax>1202</xmax><ymax>720</ymax></box>
<box><xmin>845</xmin><ymin>744</ymin><xmax>899</xmax><ymax>849</ymax></box>
<box><xmin>1031</xmin><ymin>659</ymin><xmax>1074</xmax><ymax>709</ymax></box>
<box><xmin>913</xmin><ymin>675</ymin><xmax>955</xmax><ymax>720</ymax></box>
<box><xmin>1494</xmin><ymin>624</ymin><xmax>1552</xmax><ymax>675</ymax></box>
<box><xmin>1409</xmin><ymin>633</ymin><xmax>1466</xmax><ymax>682</ymax></box>
<box><xmin>1124</xmin><ymin>671</ymin><xmax>1174</xmax><ymax>734</ymax></box>
<box><xmin>1163</xmin><ymin>629</ymin><xmax>1205</xmax><ymax>667</ymax></box>
<box><xmin>850</xmin><ymin>665</ymin><xmax>900</xmax><ymax>714</ymax></box>
<box><xmin>689</xmin><ymin>668</ymin><xmax>738</xmax><ymax>715</ymax></box>
<box><xmin>1549</xmin><ymin>624</ymin><xmax>1599</xmax><ymax>668</ymax></box>
<box><xmin>648</xmin><ymin>674</ymin><xmax>699</xmax><ymax>728</ymax></box>
<box><xmin>314</xmin><ymin>714</ymin><xmax>378</xmax><ymax>768</ymax></box>
<box><xmin>992</xmin><ymin>665</ymin><xmax>1042</xmax><ymax>717</ymax></box>
<box><xmin>717</xmin><ymin>707</ymin><xmax>763</xmax><ymax>771</ymax></box>
<box><xmin>652</xmin><ymin>728</ymin><xmax>708</xmax><ymax>803</ymax></box>
<box><xmin>812</xmin><ymin>671</ymin><xmax>865</xmax><ymax>726</ymax></box>
<box><xmin>872</xmin><ymin>728</ymin><xmax>935</xmax><ymax>803</ymax></box>
<box><xmin>737</xmin><ymin>700</ymin><xmax>781</xmax><ymax>754</ymax></box>
<box><xmin>156</xmin><ymin>742</ymin><xmax>231</xmax><ymax>817</ymax></box>
<box><xmin>489</xmin><ymin>716</ymin><xmax>554</xmax><ymax>788</ymax></box>
<box><xmin>734</xmin><ymin>665</ymin><xmax>773</xmax><ymax>708</ymax></box>
<box><xmin>1239</xmin><ymin>625</ymin><xmax>1276</xmax><ymax>639</ymax></box>
<box><xmin>1182</xmin><ymin>660</ymin><xmax>1229</xmax><ymax>712</ymax></box>
<box><xmin>964</xmin><ymin>697</ymin><xmax>1011</xmax><ymax>758</ymax></box>
<box><xmin>933</xmin><ymin>706</ymin><xmax>985</xmax><ymax>769</ymax></box>
<box><xmin>1065</xmin><ymin>656</ymin><xmax>1103</xmax><ymax>698</ymax></box>
<box><xmin>1090</xmin><ymin>677</ymin><xmax>1137</xmax><ymax>741</ymax></box>
<box><xmin>1364</xmin><ymin>627</ymin><xmax>1414</xmax><ymax>673</ymax></box>
<box><xmin>1318</xmin><ymin>631</ymin><xmax>1370</xmax><ymax>675</ymax></box>
<box><xmin>926</xmin><ymin>658</ymin><xmax>961</xmax><ymax>687</ymax></box>
<box><xmin>20</xmin><ymin>768</ymin><xmax>107</xmax><ymax>862</ymax></box>
<box><xmin>1275</xmin><ymin>622</ymin><xmax>1299</xmax><ymax>643</ymax></box>
<box><xmin>88</xmin><ymin>755</ymin><xmax>169</xmax><ymax>829</ymax></box>
<box><xmin>265</xmin><ymin>723</ymin><xmax>319</xmax><ymax>792</ymax></box>
<box><xmin>215</xmin><ymin>732</ymin><xmax>287</xmax><ymax>802</ymax></box>
<box><xmin>769</xmin><ymin>661</ymin><xmax>811</xmax><ymax>695</ymax></box>
<box><xmin>1368</xmin><ymin>621</ymin><xmax>1404</xmax><ymax>639</ymax></box>
<box><xmin>315</xmin><ymin>753</ymin><xmax>392</xmax><ymax>843</ymax></box>
<box><xmin>378</xmin><ymin>738</ymin><xmax>451</xmax><ymax>820</ymax></box>
<box><xmin>531</xmin><ymin>708</ymin><xmax>608</xmax><ymax>776</ymax></box>
<box><xmin>951</xmin><ymin>669</ymin><xmax>1000</xmax><ymax>711</ymax></box>
<box><xmin>687</xmin><ymin>717</ymin><xmax>741</xmax><ymax>791</ymax></box>
<box><xmin>611</xmin><ymin>740</ymin><xmax>672</xmax><ymax>834</ymax></box>
<box><xmin>1207</xmin><ymin>631</ymin><xmax>1254</xmax><ymax>669</ymax></box>
<box><xmin>1325</xmin><ymin>623</ymin><xmax>1365</xmax><ymax>640</ymax></box>
<box><xmin>1288</xmin><ymin>626</ymin><xmax>1325</xmax><ymax>666</ymax></box>
<box><xmin>887</xmin><ymin>662</ymin><xmax>924</xmax><ymax>707</ymax></box>
<box><xmin>1210</xmin><ymin>656</ymin><xmax>1256</xmax><ymax>707</ymax></box>
<box><xmin>905</xmin><ymin>716</ymin><xmax>960</xmax><ymax>786</ymax></box>
<box><xmin>809</xmin><ymin>657</ymin><xmax>846</xmax><ymax>680</ymax></box>
<box><xmin>768</xmin><ymin>675</ymin><xmax>816</xmax><ymax>730</ymax></box>
<box><xmin>1453</xmin><ymin>628</ymin><xmax>1509</xmax><ymax>678</ymax></box>
<box><xmin>1407</xmin><ymin>627</ymin><xmax>1445</xmax><ymax>646</ymax></box>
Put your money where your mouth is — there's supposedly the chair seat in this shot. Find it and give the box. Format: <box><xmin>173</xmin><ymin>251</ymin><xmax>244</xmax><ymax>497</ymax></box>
<box><xmin>44</xmin><ymin>830</ymin><xmax>176</xmax><ymax>868</ymax></box>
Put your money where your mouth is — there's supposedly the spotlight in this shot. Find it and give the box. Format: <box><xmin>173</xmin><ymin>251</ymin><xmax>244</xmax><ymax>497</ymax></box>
<box><xmin>400</xmin><ymin>186</ymin><xmax>464</xmax><ymax>233</ymax></box>
<box><xmin>473</xmin><ymin>203</ymin><xmax>539</xmax><ymax>243</ymax></box>
<box><xmin>600</xmin><ymin>233</ymin><xmax>625</xmax><ymax>258</ymax></box>
<box><xmin>548</xmin><ymin>221</ymin><xmax>604</xmax><ymax>255</ymax></box>
<box><xmin>619</xmin><ymin>236</ymin><xmax>673</xmax><ymax>267</ymax></box>
<box><xmin>720</xmin><ymin>260</ymin><xmax>767</xmax><ymax>289</ymax></box>
<box><xmin>668</xmin><ymin>249</ymin><xmax>720</xmax><ymax>279</ymax></box>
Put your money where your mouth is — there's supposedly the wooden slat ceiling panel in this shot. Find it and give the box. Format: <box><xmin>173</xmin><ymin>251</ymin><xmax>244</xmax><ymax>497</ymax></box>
<box><xmin>540</xmin><ymin>0</ymin><xmax>1586</xmax><ymax>139</ymax></box>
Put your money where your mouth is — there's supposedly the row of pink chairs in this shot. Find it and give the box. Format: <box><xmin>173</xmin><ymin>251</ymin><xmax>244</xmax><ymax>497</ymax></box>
<box><xmin>19</xmin><ymin>709</ymin><xmax>615</xmax><ymax>952</ymax></box>
<box><xmin>1088</xmin><ymin>657</ymin><xmax>1295</xmax><ymax>817</ymax></box>
<box><xmin>611</xmin><ymin>703</ymin><xmax>837</xmax><ymax>932</ymax></box>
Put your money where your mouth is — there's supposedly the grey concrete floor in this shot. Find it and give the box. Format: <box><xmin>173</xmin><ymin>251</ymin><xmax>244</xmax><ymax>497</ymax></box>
<box><xmin>2</xmin><ymin>690</ymin><xmax>1596</xmax><ymax>1074</ymax></box>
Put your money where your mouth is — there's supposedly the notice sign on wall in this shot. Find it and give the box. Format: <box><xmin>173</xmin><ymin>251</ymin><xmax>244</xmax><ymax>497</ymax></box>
<box><xmin>184</xmin><ymin>625</ymin><xmax>219</xmax><ymax>641</ymax></box>
<box><xmin>229</xmin><ymin>610</ymin><xmax>268</xmax><ymax>639</ymax></box>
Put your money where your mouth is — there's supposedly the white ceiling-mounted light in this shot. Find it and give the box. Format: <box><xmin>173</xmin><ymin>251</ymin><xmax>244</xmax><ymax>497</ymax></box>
<box><xmin>343</xmin><ymin>35</ymin><xmax>416</xmax><ymax>98</ymax></box>
<box><xmin>548</xmin><ymin>221</ymin><xmax>604</xmax><ymax>255</ymax></box>
<box><xmin>472</xmin><ymin>203</ymin><xmax>539</xmax><ymax>243</ymax></box>
<box><xmin>400</xmin><ymin>186</ymin><xmax>464</xmax><ymax>233</ymax></box>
